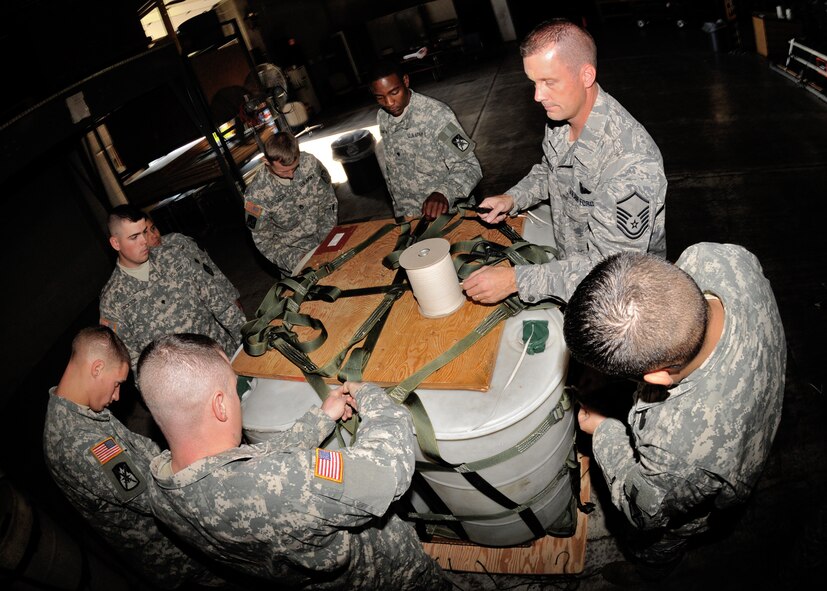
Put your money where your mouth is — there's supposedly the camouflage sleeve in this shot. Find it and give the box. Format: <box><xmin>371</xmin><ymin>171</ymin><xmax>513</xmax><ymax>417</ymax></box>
<box><xmin>507</xmin><ymin>159</ymin><xmax>552</xmax><ymax>212</ymax></box>
<box><xmin>514</xmin><ymin>258</ymin><xmax>593</xmax><ymax>301</ymax></box>
<box><xmin>583</xmin><ymin>152</ymin><xmax>667</xmax><ymax>260</ymax></box>
<box><xmin>343</xmin><ymin>384</ymin><xmax>416</xmax><ymax>503</ymax></box>
<box><xmin>433</xmin><ymin>118</ymin><xmax>482</xmax><ymax>206</ymax></box>
<box><xmin>99</xmin><ymin>300</ymin><xmax>140</xmax><ymax>370</ymax></box>
<box><xmin>592</xmin><ymin>418</ymin><xmax>723</xmax><ymax>530</ymax></box>
<box><xmin>256</xmin><ymin>406</ymin><xmax>337</xmax><ymax>450</ymax></box>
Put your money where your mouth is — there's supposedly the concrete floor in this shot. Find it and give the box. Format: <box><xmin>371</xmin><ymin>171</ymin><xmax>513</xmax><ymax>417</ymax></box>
<box><xmin>193</xmin><ymin>25</ymin><xmax>827</xmax><ymax>589</ymax></box>
<box><xmin>5</xmin><ymin>23</ymin><xmax>825</xmax><ymax>591</ymax></box>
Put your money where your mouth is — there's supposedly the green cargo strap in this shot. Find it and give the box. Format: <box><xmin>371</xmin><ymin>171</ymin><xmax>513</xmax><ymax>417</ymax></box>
<box><xmin>414</xmin><ymin>391</ymin><xmax>571</xmax><ymax>474</ymax></box>
<box><xmin>386</xmin><ymin>297</ymin><xmax>528</xmax><ymax>404</ymax></box>
<box><xmin>408</xmin><ymin>462</ymin><xmax>570</xmax><ymax>524</ymax></box>
<box><xmin>241</xmin><ymin>221</ymin><xmax>400</xmax><ymax>357</ymax></box>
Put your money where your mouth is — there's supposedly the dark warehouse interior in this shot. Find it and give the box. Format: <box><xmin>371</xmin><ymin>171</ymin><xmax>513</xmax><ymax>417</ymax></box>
<box><xmin>1</xmin><ymin>1</ymin><xmax>826</xmax><ymax>589</ymax></box>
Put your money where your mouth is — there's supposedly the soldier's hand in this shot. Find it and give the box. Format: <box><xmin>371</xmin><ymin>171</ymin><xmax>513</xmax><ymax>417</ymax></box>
<box><xmin>422</xmin><ymin>193</ymin><xmax>449</xmax><ymax>220</ymax></box>
<box><xmin>462</xmin><ymin>266</ymin><xmax>517</xmax><ymax>304</ymax></box>
<box><xmin>322</xmin><ymin>385</ymin><xmax>358</xmax><ymax>422</ymax></box>
<box><xmin>577</xmin><ymin>404</ymin><xmax>606</xmax><ymax>435</ymax></box>
<box><xmin>477</xmin><ymin>195</ymin><xmax>514</xmax><ymax>224</ymax></box>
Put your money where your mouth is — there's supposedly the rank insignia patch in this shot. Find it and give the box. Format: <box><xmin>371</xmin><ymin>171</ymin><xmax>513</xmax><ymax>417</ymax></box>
<box><xmin>314</xmin><ymin>448</ymin><xmax>343</xmax><ymax>483</ymax></box>
<box><xmin>616</xmin><ymin>192</ymin><xmax>650</xmax><ymax>240</ymax></box>
<box><xmin>91</xmin><ymin>437</ymin><xmax>123</xmax><ymax>464</ymax></box>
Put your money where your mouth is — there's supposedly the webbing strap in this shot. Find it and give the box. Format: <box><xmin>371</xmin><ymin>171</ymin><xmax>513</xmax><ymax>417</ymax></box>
<box><xmin>241</xmin><ymin>221</ymin><xmax>400</xmax><ymax>357</ymax></box>
<box><xmin>385</xmin><ymin>298</ymin><xmax>525</xmax><ymax>404</ymax></box>
<box><xmin>414</xmin><ymin>391</ymin><xmax>571</xmax><ymax>474</ymax></box>
<box><xmin>408</xmin><ymin>461</ymin><xmax>571</xmax><ymax>525</ymax></box>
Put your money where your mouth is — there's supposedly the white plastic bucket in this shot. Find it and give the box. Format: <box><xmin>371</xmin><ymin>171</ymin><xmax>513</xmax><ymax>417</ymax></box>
<box><xmin>239</xmin><ymin>307</ymin><xmax>572</xmax><ymax>547</ymax></box>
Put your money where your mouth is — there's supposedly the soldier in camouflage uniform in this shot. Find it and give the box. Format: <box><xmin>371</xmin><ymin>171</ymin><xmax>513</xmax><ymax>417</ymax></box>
<box><xmin>563</xmin><ymin>243</ymin><xmax>786</xmax><ymax>581</ymax></box>
<box><xmin>138</xmin><ymin>334</ymin><xmax>448</xmax><ymax>590</ymax></box>
<box><xmin>370</xmin><ymin>60</ymin><xmax>482</xmax><ymax>220</ymax></box>
<box><xmin>465</xmin><ymin>20</ymin><xmax>666</xmax><ymax>303</ymax></box>
<box><xmin>243</xmin><ymin>132</ymin><xmax>338</xmax><ymax>275</ymax></box>
<box><xmin>43</xmin><ymin>326</ymin><xmax>221</xmax><ymax>589</ymax></box>
<box><xmin>99</xmin><ymin>205</ymin><xmax>244</xmax><ymax>369</ymax></box>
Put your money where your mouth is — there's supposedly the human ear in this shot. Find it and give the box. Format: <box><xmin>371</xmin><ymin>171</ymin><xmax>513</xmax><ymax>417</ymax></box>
<box><xmin>91</xmin><ymin>359</ymin><xmax>104</xmax><ymax>378</ymax></box>
<box><xmin>109</xmin><ymin>236</ymin><xmax>121</xmax><ymax>252</ymax></box>
<box><xmin>642</xmin><ymin>370</ymin><xmax>673</xmax><ymax>387</ymax></box>
<box><xmin>212</xmin><ymin>391</ymin><xmax>228</xmax><ymax>422</ymax></box>
<box><xmin>581</xmin><ymin>64</ymin><xmax>597</xmax><ymax>88</ymax></box>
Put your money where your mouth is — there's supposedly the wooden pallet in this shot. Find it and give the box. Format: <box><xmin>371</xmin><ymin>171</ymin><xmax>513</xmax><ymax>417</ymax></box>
<box><xmin>421</xmin><ymin>455</ymin><xmax>591</xmax><ymax>575</ymax></box>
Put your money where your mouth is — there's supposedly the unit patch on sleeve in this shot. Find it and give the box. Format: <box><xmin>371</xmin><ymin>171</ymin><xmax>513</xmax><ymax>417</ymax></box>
<box><xmin>314</xmin><ymin>448</ymin><xmax>343</xmax><ymax>483</ymax></box>
<box><xmin>245</xmin><ymin>201</ymin><xmax>263</xmax><ymax>230</ymax></box>
<box><xmin>616</xmin><ymin>191</ymin><xmax>650</xmax><ymax>240</ymax></box>
<box><xmin>90</xmin><ymin>437</ymin><xmax>147</xmax><ymax>502</ymax></box>
<box><xmin>438</xmin><ymin>122</ymin><xmax>474</xmax><ymax>156</ymax></box>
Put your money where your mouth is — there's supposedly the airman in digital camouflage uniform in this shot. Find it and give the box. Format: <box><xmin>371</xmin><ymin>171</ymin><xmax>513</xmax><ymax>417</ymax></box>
<box><xmin>243</xmin><ymin>132</ymin><xmax>338</xmax><ymax>275</ymax></box>
<box><xmin>99</xmin><ymin>205</ymin><xmax>244</xmax><ymax>369</ymax></box>
<box><xmin>139</xmin><ymin>334</ymin><xmax>448</xmax><ymax>590</ymax></box>
<box><xmin>43</xmin><ymin>326</ymin><xmax>221</xmax><ymax>589</ymax></box>
<box><xmin>145</xmin><ymin>213</ymin><xmax>242</xmax><ymax>311</ymax></box>
<box><xmin>465</xmin><ymin>20</ymin><xmax>667</xmax><ymax>303</ymax></box>
<box><xmin>370</xmin><ymin>60</ymin><xmax>482</xmax><ymax>220</ymax></box>
<box><xmin>563</xmin><ymin>243</ymin><xmax>785</xmax><ymax>582</ymax></box>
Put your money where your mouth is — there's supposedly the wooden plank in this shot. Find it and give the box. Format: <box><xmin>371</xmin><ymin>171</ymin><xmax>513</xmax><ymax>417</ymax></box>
<box><xmin>421</xmin><ymin>455</ymin><xmax>590</xmax><ymax>575</ymax></box>
<box><xmin>232</xmin><ymin>215</ymin><xmax>524</xmax><ymax>391</ymax></box>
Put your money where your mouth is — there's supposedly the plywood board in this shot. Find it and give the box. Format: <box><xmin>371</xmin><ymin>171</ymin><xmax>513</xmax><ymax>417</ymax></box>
<box><xmin>421</xmin><ymin>455</ymin><xmax>590</xmax><ymax>575</ymax></box>
<box><xmin>232</xmin><ymin>215</ymin><xmax>524</xmax><ymax>391</ymax></box>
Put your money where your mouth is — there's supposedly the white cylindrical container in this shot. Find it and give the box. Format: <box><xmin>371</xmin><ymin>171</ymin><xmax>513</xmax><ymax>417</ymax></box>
<box><xmin>776</xmin><ymin>5</ymin><xmax>784</xmax><ymax>19</ymax></box>
<box><xmin>399</xmin><ymin>238</ymin><xmax>465</xmax><ymax>318</ymax></box>
<box><xmin>240</xmin><ymin>307</ymin><xmax>573</xmax><ymax>547</ymax></box>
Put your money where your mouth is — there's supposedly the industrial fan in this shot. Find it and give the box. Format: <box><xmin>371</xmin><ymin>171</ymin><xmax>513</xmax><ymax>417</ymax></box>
<box><xmin>248</xmin><ymin>63</ymin><xmax>319</xmax><ymax>136</ymax></box>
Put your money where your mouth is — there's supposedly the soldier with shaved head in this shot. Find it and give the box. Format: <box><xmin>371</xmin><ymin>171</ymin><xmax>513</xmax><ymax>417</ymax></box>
<box><xmin>138</xmin><ymin>334</ymin><xmax>448</xmax><ymax>590</ymax></box>
<box><xmin>43</xmin><ymin>326</ymin><xmax>221</xmax><ymax>588</ymax></box>
<box><xmin>465</xmin><ymin>19</ymin><xmax>667</xmax><ymax>304</ymax></box>
<box><xmin>563</xmin><ymin>243</ymin><xmax>785</xmax><ymax>582</ymax></box>
<box><xmin>99</xmin><ymin>204</ymin><xmax>244</xmax><ymax>369</ymax></box>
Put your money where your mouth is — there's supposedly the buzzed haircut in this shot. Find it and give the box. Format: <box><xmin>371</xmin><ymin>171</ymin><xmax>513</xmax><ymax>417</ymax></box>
<box><xmin>73</xmin><ymin>325</ymin><xmax>130</xmax><ymax>367</ymax></box>
<box><xmin>520</xmin><ymin>19</ymin><xmax>597</xmax><ymax>71</ymax></box>
<box><xmin>108</xmin><ymin>204</ymin><xmax>148</xmax><ymax>237</ymax></box>
<box><xmin>563</xmin><ymin>253</ymin><xmax>708</xmax><ymax>378</ymax></box>
<box><xmin>263</xmin><ymin>132</ymin><xmax>300</xmax><ymax>166</ymax></box>
<box><xmin>137</xmin><ymin>334</ymin><xmax>232</xmax><ymax>432</ymax></box>
<box><xmin>368</xmin><ymin>59</ymin><xmax>404</xmax><ymax>84</ymax></box>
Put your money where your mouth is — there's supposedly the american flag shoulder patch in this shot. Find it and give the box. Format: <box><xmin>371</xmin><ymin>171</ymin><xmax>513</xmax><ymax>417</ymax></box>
<box><xmin>314</xmin><ymin>448</ymin><xmax>343</xmax><ymax>483</ymax></box>
<box><xmin>91</xmin><ymin>437</ymin><xmax>123</xmax><ymax>465</ymax></box>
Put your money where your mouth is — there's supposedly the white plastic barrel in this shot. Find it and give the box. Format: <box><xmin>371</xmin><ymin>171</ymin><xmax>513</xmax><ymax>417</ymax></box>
<box><xmin>240</xmin><ymin>303</ymin><xmax>572</xmax><ymax>548</ymax></box>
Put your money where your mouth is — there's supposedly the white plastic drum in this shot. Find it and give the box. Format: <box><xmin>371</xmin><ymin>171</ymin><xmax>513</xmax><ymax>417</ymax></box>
<box><xmin>239</xmin><ymin>307</ymin><xmax>572</xmax><ymax>547</ymax></box>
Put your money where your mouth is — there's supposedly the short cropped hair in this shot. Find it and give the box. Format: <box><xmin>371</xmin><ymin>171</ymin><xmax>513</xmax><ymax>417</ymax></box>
<box><xmin>108</xmin><ymin>204</ymin><xmax>147</xmax><ymax>236</ymax></box>
<box><xmin>137</xmin><ymin>334</ymin><xmax>232</xmax><ymax>432</ymax></box>
<box><xmin>263</xmin><ymin>132</ymin><xmax>299</xmax><ymax>166</ymax></box>
<box><xmin>368</xmin><ymin>59</ymin><xmax>404</xmax><ymax>84</ymax></box>
<box><xmin>520</xmin><ymin>19</ymin><xmax>597</xmax><ymax>72</ymax></box>
<box><xmin>73</xmin><ymin>326</ymin><xmax>130</xmax><ymax>367</ymax></box>
<box><xmin>563</xmin><ymin>253</ymin><xmax>708</xmax><ymax>377</ymax></box>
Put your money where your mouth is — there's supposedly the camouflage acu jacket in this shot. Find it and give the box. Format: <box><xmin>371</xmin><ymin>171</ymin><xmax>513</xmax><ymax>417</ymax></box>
<box><xmin>43</xmin><ymin>390</ymin><xmax>212</xmax><ymax>589</ymax></box>
<box><xmin>149</xmin><ymin>384</ymin><xmax>443</xmax><ymax>590</ymax></box>
<box><xmin>512</xmin><ymin>85</ymin><xmax>667</xmax><ymax>300</ymax></box>
<box><xmin>244</xmin><ymin>152</ymin><xmax>338</xmax><ymax>275</ymax></box>
<box><xmin>592</xmin><ymin>243</ymin><xmax>785</xmax><ymax>531</ymax></box>
<box><xmin>378</xmin><ymin>90</ymin><xmax>482</xmax><ymax>218</ymax></box>
<box><xmin>99</xmin><ymin>243</ymin><xmax>244</xmax><ymax>368</ymax></box>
